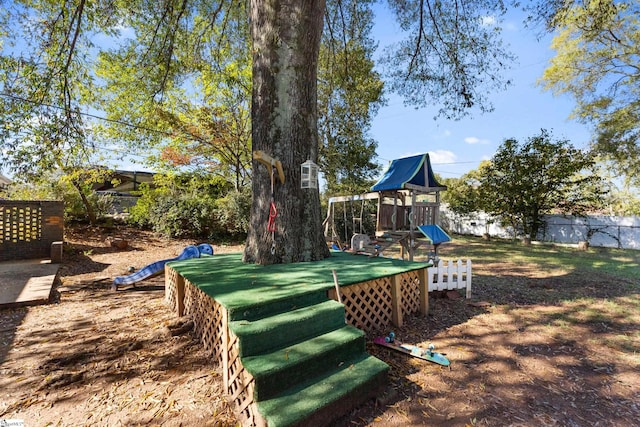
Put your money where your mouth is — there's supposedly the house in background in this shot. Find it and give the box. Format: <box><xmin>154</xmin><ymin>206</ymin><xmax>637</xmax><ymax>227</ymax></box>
<box><xmin>92</xmin><ymin>170</ymin><xmax>155</xmax><ymax>214</ymax></box>
<box><xmin>0</xmin><ymin>173</ymin><xmax>11</xmax><ymax>192</ymax></box>
<box><xmin>92</xmin><ymin>170</ymin><xmax>155</xmax><ymax>195</ymax></box>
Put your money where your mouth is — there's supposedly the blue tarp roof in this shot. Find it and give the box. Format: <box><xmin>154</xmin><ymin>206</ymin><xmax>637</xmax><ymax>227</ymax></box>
<box><xmin>371</xmin><ymin>153</ymin><xmax>445</xmax><ymax>192</ymax></box>
<box><xmin>417</xmin><ymin>225</ymin><xmax>451</xmax><ymax>245</ymax></box>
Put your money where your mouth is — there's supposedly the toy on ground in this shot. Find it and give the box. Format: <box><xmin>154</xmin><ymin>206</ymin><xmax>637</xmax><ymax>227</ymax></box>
<box><xmin>374</xmin><ymin>332</ymin><xmax>450</xmax><ymax>367</ymax></box>
<box><xmin>112</xmin><ymin>243</ymin><xmax>213</xmax><ymax>290</ymax></box>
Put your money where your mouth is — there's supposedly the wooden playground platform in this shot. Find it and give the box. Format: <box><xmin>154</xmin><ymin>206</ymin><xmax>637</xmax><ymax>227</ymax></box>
<box><xmin>164</xmin><ymin>252</ymin><xmax>431</xmax><ymax>426</ymax></box>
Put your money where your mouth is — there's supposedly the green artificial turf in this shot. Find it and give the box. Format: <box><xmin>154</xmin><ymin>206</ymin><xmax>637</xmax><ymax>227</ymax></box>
<box><xmin>167</xmin><ymin>251</ymin><xmax>429</xmax><ymax>320</ymax></box>
<box><xmin>165</xmin><ymin>251</ymin><xmax>415</xmax><ymax>426</ymax></box>
<box><xmin>241</xmin><ymin>325</ymin><xmax>366</xmax><ymax>401</ymax></box>
<box><xmin>229</xmin><ymin>299</ymin><xmax>347</xmax><ymax>357</ymax></box>
<box><xmin>255</xmin><ymin>353</ymin><xmax>389</xmax><ymax>427</ymax></box>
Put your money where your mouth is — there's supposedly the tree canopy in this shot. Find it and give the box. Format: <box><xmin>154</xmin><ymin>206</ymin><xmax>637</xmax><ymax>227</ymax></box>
<box><xmin>318</xmin><ymin>0</ymin><xmax>384</xmax><ymax>195</ymax></box>
<box><xmin>540</xmin><ymin>0</ymin><xmax>640</xmax><ymax>184</ymax></box>
<box><xmin>382</xmin><ymin>0</ymin><xmax>514</xmax><ymax>119</ymax></box>
<box><xmin>448</xmin><ymin>130</ymin><xmax>606</xmax><ymax>239</ymax></box>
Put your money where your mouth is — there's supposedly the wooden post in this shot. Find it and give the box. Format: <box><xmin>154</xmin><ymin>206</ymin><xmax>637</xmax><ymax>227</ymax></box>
<box><xmin>222</xmin><ymin>308</ymin><xmax>230</xmax><ymax>390</ymax></box>
<box><xmin>417</xmin><ymin>267</ymin><xmax>429</xmax><ymax>316</ymax></box>
<box><xmin>376</xmin><ymin>193</ymin><xmax>382</xmax><ymax>233</ymax></box>
<box><xmin>332</xmin><ymin>270</ymin><xmax>342</xmax><ymax>303</ymax></box>
<box><xmin>390</xmin><ymin>275</ymin><xmax>403</xmax><ymax>327</ymax></box>
<box><xmin>175</xmin><ymin>273</ymin><xmax>185</xmax><ymax>317</ymax></box>
<box><xmin>466</xmin><ymin>259</ymin><xmax>473</xmax><ymax>298</ymax></box>
<box><xmin>409</xmin><ymin>191</ymin><xmax>417</xmax><ymax>261</ymax></box>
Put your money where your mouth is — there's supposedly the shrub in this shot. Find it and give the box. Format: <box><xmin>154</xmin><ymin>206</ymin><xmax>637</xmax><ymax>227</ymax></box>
<box><xmin>148</xmin><ymin>192</ymin><xmax>217</xmax><ymax>238</ymax></box>
<box><xmin>127</xmin><ymin>173</ymin><xmax>249</xmax><ymax>240</ymax></box>
<box><xmin>213</xmin><ymin>187</ymin><xmax>251</xmax><ymax>238</ymax></box>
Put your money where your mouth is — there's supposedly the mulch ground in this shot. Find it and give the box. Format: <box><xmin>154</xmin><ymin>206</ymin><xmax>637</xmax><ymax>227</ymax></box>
<box><xmin>1</xmin><ymin>225</ymin><xmax>639</xmax><ymax>426</ymax></box>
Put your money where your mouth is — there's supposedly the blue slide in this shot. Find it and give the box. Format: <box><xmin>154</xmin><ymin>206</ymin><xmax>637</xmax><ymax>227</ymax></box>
<box><xmin>417</xmin><ymin>225</ymin><xmax>451</xmax><ymax>245</ymax></box>
<box><xmin>112</xmin><ymin>243</ymin><xmax>213</xmax><ymax>290</ymax></box>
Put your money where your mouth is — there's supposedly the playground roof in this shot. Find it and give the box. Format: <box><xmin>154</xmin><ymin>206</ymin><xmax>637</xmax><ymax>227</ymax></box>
<box><xmin>371</xmin><ymin>153</ymin><xmax>446</xmax><ymax>193</ymax></box>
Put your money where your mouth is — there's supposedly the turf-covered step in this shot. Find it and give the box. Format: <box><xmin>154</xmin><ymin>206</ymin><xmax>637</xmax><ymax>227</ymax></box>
<box><xmin>255</xmin><ymin>353</ymin><xmax>389</xmax><ymax>427</ymax></box>
<box><xmin>227</xmin><ymin>289</ymin><xmax>329</xmax><ymax>322</ymax></box>
<box><xmin>229</xmin><ymin>299</ymin><xmax>346</xmax><ymax>357</ymax></box>
<box><xmin>242</xmin><ymin>325</ymin><xmax>366</xmax><ymax>401</ymax></box>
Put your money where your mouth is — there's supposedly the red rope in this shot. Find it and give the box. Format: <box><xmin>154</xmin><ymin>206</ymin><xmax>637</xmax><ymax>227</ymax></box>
<box><xmin>267</xmin><ymin>201</ymin><xmax>277</xmax><ymax>233</ymax></box>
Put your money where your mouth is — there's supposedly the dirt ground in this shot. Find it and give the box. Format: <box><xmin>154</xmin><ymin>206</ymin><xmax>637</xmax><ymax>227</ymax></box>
<box><xmin>1</xmin><ymin>225</ymin><xmax>639</xmax><ymax>426</ymax></box>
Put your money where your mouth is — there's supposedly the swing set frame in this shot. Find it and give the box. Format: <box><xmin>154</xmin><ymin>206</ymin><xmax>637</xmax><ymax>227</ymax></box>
<box><xmin>323</xmin><ymin>188</ymin><xmax>444</xmax><ymax>261</ymax></box>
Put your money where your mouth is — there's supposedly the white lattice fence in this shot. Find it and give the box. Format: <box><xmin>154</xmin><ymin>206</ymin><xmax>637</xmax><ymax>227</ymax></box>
<box><xmin>427</xmin><ymin>259</ymin><xmax>472</xmax><ymax>298</ymax></box>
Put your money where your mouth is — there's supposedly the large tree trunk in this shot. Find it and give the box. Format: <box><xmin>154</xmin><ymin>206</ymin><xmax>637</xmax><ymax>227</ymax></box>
<box><xmin>244</xmin><ymin>0</ymin><xmax>330</xmax><ymax>264</ymax></box>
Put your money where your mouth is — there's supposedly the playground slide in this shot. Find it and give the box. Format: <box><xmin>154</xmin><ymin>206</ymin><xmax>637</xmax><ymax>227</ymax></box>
<box><xmin>112</xmin><ymin>243</ymin><xmax>213</xmax><ymax>289</ymax></box>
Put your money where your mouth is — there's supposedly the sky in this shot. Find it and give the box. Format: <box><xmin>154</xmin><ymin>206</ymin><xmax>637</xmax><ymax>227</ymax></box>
<box><xmin>369</xmin><ymin>6</ymin><xmax>593</xmax><ymax>180</ymax></box>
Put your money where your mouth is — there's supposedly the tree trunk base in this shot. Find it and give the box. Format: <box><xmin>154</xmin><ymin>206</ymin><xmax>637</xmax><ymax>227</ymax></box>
<box><xmin>578</xmin><ymin>241</ymin><xmax>589</xmax><ymax>251</ymax></box>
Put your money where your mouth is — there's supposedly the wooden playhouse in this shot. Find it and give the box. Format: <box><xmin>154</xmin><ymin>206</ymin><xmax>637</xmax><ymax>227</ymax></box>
<box><xmin>324</xmin><ymin>153</ymin><xmax>451</xmax><ymax>260</ymax></box>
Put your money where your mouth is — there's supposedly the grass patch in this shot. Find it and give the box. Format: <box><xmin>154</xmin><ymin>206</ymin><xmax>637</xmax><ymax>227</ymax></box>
<box><xmin>438</xmin><ymin>234</ymin><xmax>640</xmax><ymax>281</ymax></box>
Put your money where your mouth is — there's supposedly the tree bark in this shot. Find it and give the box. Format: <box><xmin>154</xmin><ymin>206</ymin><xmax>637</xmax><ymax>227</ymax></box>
<box><xmin>71</xmin><ymin>179</ymin><xmax>97</xmax><ymax>226</ymax></box>
<box><xmin>244</xmin><ymin>0</ymin><xmax>330</xmax><ymax>264</ymax></box>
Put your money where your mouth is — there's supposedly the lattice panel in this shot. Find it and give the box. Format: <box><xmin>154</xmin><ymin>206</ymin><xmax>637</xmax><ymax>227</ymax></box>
<box><xmin>339</xmin><ymin>278</ymin><xmax>393</xmax><ymax>332</ymax></box>
<box><xmin>0</xmin><ymin>205</ymin><xmax>42</xmax><ymax>243</ymax></box>
<box><xmin>164</xmin><ymin>267</ymin><xmax>179</xmax><ymax>311</ymax></box>
<box><xmin>227</xmin><ymin>331</ymin><xmax>259</xmax><ymax>426</ymax></box>
<box><xmin>183</xmin><ymin>282</ymin><xmax>261</xmax><ymax>425</ymax></box>
<box><xmin>185</xmin><ymin>282</ymin><xmax>226</xmax><ymax>363</ymax></box>
<box><xmin>400</xmin><ymin>271</ymin><xmax>421</xmax><ymax>316</ymax></box>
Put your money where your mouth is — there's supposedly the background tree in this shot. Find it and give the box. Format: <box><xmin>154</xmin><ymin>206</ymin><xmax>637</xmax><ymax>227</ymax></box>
<box><xmin>318</xmin><ymin>0</ymin><xmax>384</xmax><ymax>195</ymax></box>
<box><xmin>473</xmin><ymin>130</ymin><xmax>605</xmax><ymax>239</ymax></box>
<box><xmin>441</xmin><ymin>164</ymin><xmax>490</xmax><ymax>216</ymax></box>
<box><xmin>382</xmin><ymin>0</ymin><xmax>514</xmax><ymax>119</ymax></box>
<box><xmin>539</xmin><ymin>0</ymin><xmax>640</xmax><ymax>185</ymax></box>
<box><xmin>0</xmin><ymin>0</ymin><xmax>120</xmax><ymax>224</ymax></box>
<box><xmin>4</xmin><ymin>169</ymin><xmax>116</xmax><ymax>223</ymax></box>
<box><xmin>591</xmin><ymin>158</ymin><xmax>640</xmax><ymax>215</ymax></box>
<box><xmin>94</xmin><ymin>1</ymin><xmax>253</xmax><ymax>190</ymax></box>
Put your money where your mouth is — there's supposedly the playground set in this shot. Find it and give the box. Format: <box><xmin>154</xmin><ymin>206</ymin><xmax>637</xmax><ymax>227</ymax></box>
<box><xmin>323</xmin><ymin>152</ymin><xmax>452</xmax><ymax>261</ymax></box>
<box><xmin>121</xmin><ymin>152</ymin><xmax>468</xmax><ymax>426</ymax></box>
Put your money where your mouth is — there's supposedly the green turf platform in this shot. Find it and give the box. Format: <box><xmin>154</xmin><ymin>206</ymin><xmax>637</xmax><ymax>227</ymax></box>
<box><xmin>167</xmin><ymin>251</ymin><xmax>427</xmax><ymax>426</ymax></box>
<box><xmin>167</xmin><ymin>251</ymin><xmax>429</xmax><ymax>320</ymax></box>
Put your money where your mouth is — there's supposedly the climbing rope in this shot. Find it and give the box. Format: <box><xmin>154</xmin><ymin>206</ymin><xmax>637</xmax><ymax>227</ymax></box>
<box><xmin>268</xmin><ymin>165</ymin><xmax>277</xmax><ymax>255</ymax></box>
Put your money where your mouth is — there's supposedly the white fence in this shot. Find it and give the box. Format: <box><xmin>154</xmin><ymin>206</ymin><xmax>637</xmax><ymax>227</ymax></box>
<box><xmin>441</xmin><ymin>206</ymin><xmax>640</xmax><ymax>250</ymax></box>
<box><xmin>427</xmin><ymin>259</ymin><xmax>472</xmax><ymax>298</ymax></box>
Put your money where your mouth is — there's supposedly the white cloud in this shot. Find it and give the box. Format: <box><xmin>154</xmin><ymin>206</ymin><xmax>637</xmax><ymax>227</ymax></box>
<box><xmin>464</xmin><ymin>136</ymin><xmax>490</xmax><ymax>145</ymax></box>
<box><xmin>428</xmin><ymin>150</ymin><xmax>457</xmax><ymax>164</ymax></box>
<box><xmin>480</xmin><ymin>15</ymin><xmax>497</xmax><ymax>27</ymax></box>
